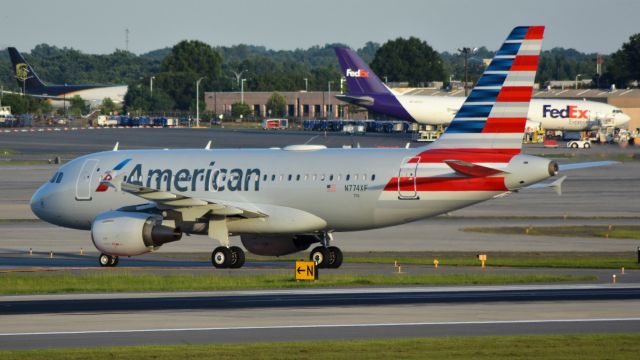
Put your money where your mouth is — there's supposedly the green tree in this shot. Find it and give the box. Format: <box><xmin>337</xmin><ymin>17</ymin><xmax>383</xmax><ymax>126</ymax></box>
<box><xmin>605</xmin><ymin>33</ymin><xmax>640</xmax><ymax>88</ymax></box>
<box><xmin>371</xmin><ymin>37</ymin><xmax>445</xmax><ymax>86</ymax></box>
<box><xmin>231</xmin><ymin>102</ymin><xmax>251</xmax><ymax>119</ymax></box>
<box><xmin>266</xmin><ymin>92</ymin><xmax>286</xmax><ymax>117</ymax></box>
<box><xmin>158</xmin><ymin>40</ymin><xmax>223</xmax><ymax>110</ymax></box>
<box><xmin>69</xmin><ymin>95</ymin><xmax>85</xmax><ymax>115</ymax></box>
<box><xmin>101</xmin><ymin>98</ymin><xmax>117</xmax><ymax>115</ymax></box>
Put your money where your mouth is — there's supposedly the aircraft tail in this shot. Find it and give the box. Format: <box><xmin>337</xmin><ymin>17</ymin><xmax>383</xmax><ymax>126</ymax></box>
<box><xmin>334</xmin><ymin>47</ymin><xmax>391</xmax><ymax>96</ymax></box>
<box><xmin>430</xmin><ymin>26</ymin><xmax>545</xmax><ymax>153</ymax></box>
<box><xmin>7</xmin><ymin>47</ymin><xmax>46</xmax><ymax>92</ymax></box>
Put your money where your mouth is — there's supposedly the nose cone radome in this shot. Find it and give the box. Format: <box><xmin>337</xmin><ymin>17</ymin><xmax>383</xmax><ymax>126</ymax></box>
<box><xmin>617</xmin><ymin>113</ymin><xmax>631</xmax><ymax>128</ymax></box>
<box><xmin>30</xmin><ymin>184</ymin><xmax>51</xmax><ymax>221</ymax></box>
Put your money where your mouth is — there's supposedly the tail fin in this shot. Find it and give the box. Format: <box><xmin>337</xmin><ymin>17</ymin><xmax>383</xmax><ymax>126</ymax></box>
<box><xmin>431</xmin><ymin>26</ymin><xmax>544</xmax><ymax>152</ymax></box>
<box><xmin>335</xmin><ymin>47</ymin><xmax>391</xmax><ymax>96</ymax></box>
<box><xmin>7</xmin><ymin>47</ymin><xmax>46</xmax><ymax>92</ymax></box>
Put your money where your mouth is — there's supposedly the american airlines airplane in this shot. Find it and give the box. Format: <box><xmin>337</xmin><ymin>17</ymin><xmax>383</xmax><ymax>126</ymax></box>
<box><xmin>30</xmin><ymin>26</ymin><xmax>615</xmax><ymax>269</ymax></box>
<box><xmin>335</xmin><ymin>48</ymin><xmax>630</xmax><ymax>131</ymax></box>
<box><xmin>6</xmin><ymin>48</ymin><xmax>128</xmax><ymax>107</ymax></box>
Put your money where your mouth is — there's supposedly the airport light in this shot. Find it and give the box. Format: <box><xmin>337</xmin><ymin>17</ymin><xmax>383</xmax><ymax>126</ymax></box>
<box><xmin>150</xmin><ymin>76</ymin><xmax>155</xmax><ymax>96</ymax></box>
<box><xmin>575</xmin><ymin>74</ymin><xmax>582</xmax><ymax>89</ymax></box>
<box><xmin>231</xmin><ymin>69</ymin><xmax>247</xmax><ymax>89</ymax></box>
<box><xmin>458</xmin><ymin>47</ymin><xmax>478</xmax><ymax>96</ymax></box>
<box><xmin>196</xmin><ymin>77</ymin><xmax>205</xmax><ymax>127</ymax></box>
<box><xmin>304</xmin><ymin>78</ymin><xmax>308</xmax><ymax>92</ymax></box>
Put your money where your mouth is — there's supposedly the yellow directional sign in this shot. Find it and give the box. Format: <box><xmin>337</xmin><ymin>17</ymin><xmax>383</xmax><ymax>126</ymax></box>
<box><xmin>295</xmin><ymin>260</ymin><xmax>317</xmax><ymax>281</ymax></box>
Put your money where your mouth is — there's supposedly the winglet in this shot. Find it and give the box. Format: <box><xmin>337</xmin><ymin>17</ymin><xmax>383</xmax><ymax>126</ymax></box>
<box><xmin>205</xmin><ymin>140</ymin><xmax>212</xmax><ymax>150</ymax></box>
<box><xmin>113</xmin><ymin>142</ymin><xmax>119</xmax><ymax>151</ymax></box>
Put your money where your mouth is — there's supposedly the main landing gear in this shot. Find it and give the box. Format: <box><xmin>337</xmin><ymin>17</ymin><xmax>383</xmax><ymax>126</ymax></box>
<box><xmin>211</xmin><ymin>246</ymin><xmax>245</xmax><ymax>269</ymax></box>
<box><xmin>98</xmin><ymin>253</ymin><xmax>119</xmax><ymax>267</ymax></box>
<box><xmin>309</xmin><ymin>232</ymin><xmax>343</xmax><ymax>269</ymax></box>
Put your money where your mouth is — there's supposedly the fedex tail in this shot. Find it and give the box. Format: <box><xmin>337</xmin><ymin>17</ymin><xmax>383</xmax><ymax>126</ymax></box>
<box><xmin>6</xmin><ymin>47</ymin><xmax>128</xmax><ymax>107</ymax></box>
<box><xmin>334</xmin><ymin>48</ymin><xmax>630</xmax><ymax>131</ymax></box>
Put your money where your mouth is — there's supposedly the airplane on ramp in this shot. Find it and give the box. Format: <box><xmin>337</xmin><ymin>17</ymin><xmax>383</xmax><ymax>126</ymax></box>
<box><xmin>30</xmin><ymin>26</ymin><xmax>616</xmax><ymax>269</ymax></box>
<box><xmin>5</xmin><ymin>47</ymin><xmax>128</xmax><ymax>108</ymax></box>
<box><xmin>335</xmin><ymin>48</ymin><xmax>630</xmax><ymax>131</ymax></box>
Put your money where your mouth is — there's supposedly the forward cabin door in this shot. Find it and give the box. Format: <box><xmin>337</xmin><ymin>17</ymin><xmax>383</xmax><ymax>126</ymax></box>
<box><xmin>75</xmin><ymin>159</ymin><xmax>99</xmax><ymax>201</ymax></box>
<box><xmin>398</xmin><ymin>156</ymin><xmax>420</xmax><ymax>200</ymax></box>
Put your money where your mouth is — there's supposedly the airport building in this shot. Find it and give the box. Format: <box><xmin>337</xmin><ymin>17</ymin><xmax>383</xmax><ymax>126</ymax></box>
<box><xmin>206</xmin><ymin>88</ymin><xmax>640</xmax><ymax>130</ymax></box>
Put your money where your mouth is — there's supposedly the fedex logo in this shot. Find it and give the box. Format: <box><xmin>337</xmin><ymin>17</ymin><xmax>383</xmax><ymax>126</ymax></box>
<box><xmin>542</xmin><ymin>105</ymin><xmax>589</xmax><ymax>119</ymax></box>
<box><xmin>345</xmin><ymin>68</ymin><xmax>369</xmax><ymax>78</ymax></box>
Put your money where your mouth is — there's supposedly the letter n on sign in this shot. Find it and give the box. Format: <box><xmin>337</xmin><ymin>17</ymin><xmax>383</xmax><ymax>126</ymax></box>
<box><xmin>295</xmin><ymin>260</ymin><xmax>317</xmax><ymax>281</ymax></box>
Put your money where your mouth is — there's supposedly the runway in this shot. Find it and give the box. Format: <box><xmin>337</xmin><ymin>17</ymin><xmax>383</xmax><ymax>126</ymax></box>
<box><xmin>1</xmin><ymin>285</ymin><xmax>639</xmax><ymax>349</ymax></box>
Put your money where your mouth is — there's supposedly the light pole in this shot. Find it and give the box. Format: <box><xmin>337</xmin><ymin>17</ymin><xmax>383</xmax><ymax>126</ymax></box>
<box><xmin>304</xmin><ymin>78</ymin><xmax>308</xmax><ymax>92</ymax></box>
<box><xmin>196</xmin><ymin>77</ymin><xmax>205</xmax><ymax>127</ymax></box>
<box><xmin>231</xmin><ymin>70</ymin><xmax>247</xmax><ymax>89</ymax></box>
<box><xmin>240</xmin><ymin>78</ymin><xmax>247</xmax><ymax>105</ymax></box>
<box><xmin>150</xmin><ymin>76</ymin><xmax>155</xmax><ymax>97</ymax></box>
<box><xmin>328</xmin><ymin>81</ymin><xmax>333</xmax><ymax>120</ymax></box>
<box><xmin>575</xmin><ymin>74</ymin><xmax>582</xmax><ymax>89</ymax></box>
<box><xmin>458</xmin><ymin>47</ymin><xmax>478</xmax><ymax>96</ymax></box>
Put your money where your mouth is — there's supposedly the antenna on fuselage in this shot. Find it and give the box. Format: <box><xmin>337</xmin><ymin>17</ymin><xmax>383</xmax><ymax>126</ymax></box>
<box><xmin>205</xmin><ymin>140</ymin><xmax>212</xmax><ymax>150</ymax></box>
<box><xmin>113</xmin><ymin>142</ymin><xmax>119</xmax><ymax>151</ymax></box>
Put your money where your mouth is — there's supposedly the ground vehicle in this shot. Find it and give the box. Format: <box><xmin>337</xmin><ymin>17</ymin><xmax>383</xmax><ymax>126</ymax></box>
<box><xmin>262</xmin><ymin>118</ymin><xmax>288</xmax><ymax>130</ymax></box>
<box><xmin>567</xmin><ymin>140</ymin><xmax>591</xmax><ymax>149</ymax></box>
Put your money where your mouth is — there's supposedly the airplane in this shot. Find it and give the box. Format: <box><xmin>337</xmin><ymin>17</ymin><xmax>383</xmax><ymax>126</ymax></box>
<box><xmin>30</xmin><ymin>26</ymin><xmax>616</xmax><ymax>269</ymax></box>
<box><xmin>5</xmin><ymin>47</ymin><xmax>128</xmax><ymax>108</ymax></box>
<box><xmin>335</xmin><ymin>48</ymin><xmax>630</xmax><ymax>131</ymax></box>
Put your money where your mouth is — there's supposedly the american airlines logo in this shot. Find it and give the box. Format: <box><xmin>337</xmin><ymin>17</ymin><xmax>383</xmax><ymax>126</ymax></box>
<box><xmin>345</xmin><ymin>68</ymin><xmax>369</xmax><ymax>78</ymax></box>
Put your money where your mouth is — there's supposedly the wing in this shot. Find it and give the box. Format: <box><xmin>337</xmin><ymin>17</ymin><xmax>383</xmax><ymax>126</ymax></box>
<box><xmin>101</xmin><ymin>172</ymin><xmax>266</xmax><ymax>219</ymax></box>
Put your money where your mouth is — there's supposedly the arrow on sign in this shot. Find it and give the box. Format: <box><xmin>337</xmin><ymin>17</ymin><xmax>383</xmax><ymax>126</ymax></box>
<box><xmin>297</xmin><ymin>266</ymin><xmax>305</xmax><ymax>274</ymax></box>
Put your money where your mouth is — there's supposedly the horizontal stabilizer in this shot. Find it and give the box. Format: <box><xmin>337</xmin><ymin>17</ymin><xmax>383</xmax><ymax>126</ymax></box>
<box><xmin>526</xmin><ymin>175</ymin><xmax>567</xmax><ymax>195</ymax></box>
<box><xmin>558</xmin><ymin>161</ymin><xmax>619</xmax><ymax>171</ymax></box>
<box><xmin>444</xmin><ymin>160</ymin><xmax>506</xmax><ymax>177</ymax></box>
<box><xmin>334</xmin><ymin>94</ymin><xmax>374</xmax><ymax>106</ymax></box>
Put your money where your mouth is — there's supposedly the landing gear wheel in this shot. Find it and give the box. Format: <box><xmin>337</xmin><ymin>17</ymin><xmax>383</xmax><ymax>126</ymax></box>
<box><xmin>327</xmin><ymin>246</ymin><xmax>343</xmax><ymax>268</ymax></box>
<box><xmin>229</xmin><ymin>246</ymin><xmax>246</xmax><ymax>269</ymax></box>
<box><xmin>212</xmin><ymin>246</ymin><xmax>232</xmax><ymax>268</ymax></box>
<box><xmin>310</xmin><ymin>246</ymin><xmax>330</xmax><ymax>268</ymax></box>
<box><xmin>99</xmin><ymin>253</ymin><xmax>118</xmax><ymax>267</ymax></box>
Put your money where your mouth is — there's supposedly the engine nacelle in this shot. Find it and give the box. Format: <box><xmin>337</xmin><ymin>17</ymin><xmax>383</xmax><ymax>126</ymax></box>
<box><xmin>241</xmin><ymin>234</ymin><xmax>320</xmax><ymax>256</ymax></box>
<box><xmin>91</xmin><ymin>211</ymin><xmax>182</xmax><ymax>256</ymax></box>
<box><xmin>504</xmin><ymin>154</ymin><xmax>558</xmax><ymax>191</ymax></box>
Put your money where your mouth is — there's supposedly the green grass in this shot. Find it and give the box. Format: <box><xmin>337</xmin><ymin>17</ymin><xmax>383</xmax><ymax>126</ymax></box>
<box><xmin>346</xmin><ymin>251</ymin><xmax>640</xmax><ymax>269</ymax></box>
<box><xmin>0</xmin><ymin>273</ymin><xmax>593</xmax><ymax>295</ymax></box>
<box><xmin>0</xmin><ymin>160</ymin><xmax>54</xmax><ymax>165</ymax></box>
<box><xmin>2</xmin><ymin>334</ymin><xmax>639</xmax><ymax>359</ymax></box>
<box><xmin>464</xmin><ymin>225</ymin><xmax>640</xmax><ymax>240</ymax></box>
<box><xmin>0</xmin><ymin>148</ymin><xmax>18</xmax><ymax>156</ymax></box>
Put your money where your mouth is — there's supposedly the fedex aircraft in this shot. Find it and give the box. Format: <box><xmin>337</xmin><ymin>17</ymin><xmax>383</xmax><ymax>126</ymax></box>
<box><xmin>335</xmin><ymin>48</ymin><xmax>630</xmax><ymax>131</ymax></box>
<box><xmin>31</xmin><ymin>26</ymin><xmax>615</xmax><ymax>269</ymax></box>
<box><xmin>6</xmin><ymin>48</ymin><xmax>128</xmax><ymax>107</ymax></box>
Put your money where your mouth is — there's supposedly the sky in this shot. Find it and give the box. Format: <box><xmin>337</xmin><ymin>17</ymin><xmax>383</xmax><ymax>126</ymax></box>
<box><xmin>0</xmin><ymin>0</ymin><xmax>637</xmax><ymax>55</ymax></box>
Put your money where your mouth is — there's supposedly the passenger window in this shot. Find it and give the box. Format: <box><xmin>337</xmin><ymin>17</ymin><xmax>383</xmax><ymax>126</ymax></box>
<box><xmin>321</xmin><ymin>174</ymin><xmax>326</xmax><ymax>181</ymax></box>
<box><xmin>271</xmin><ymin>175</ymin><xmax>276</xmax><ymax>181</ymax></box>
<box><xmin>337</xmin><ymin>175</ymin><xmax>341</xmax><ymax>181</ymax></box>
<box><xmin>354</xmin><ymin>174</ymin><xmax>359</xmax><ymax>180</ymax></box>
<box><xmin>288</xmin><ymin>174</ymin><xmax>292</xmax><ymax>181</ymax></box>
<box><xmin>312</xmin><ymin>175</ymin><xmax>317</xmax><ymax>181</ymax></box>
<box><xmin>304</xmin><ymin>174</ymin><xmax>309</xmax><ymax>181</ymax></box>
<box><xmin>346</xmin><ymin>174</ymin><xmax>350</xmax><ymax>181</ymax></box>
<box><xmin>263</xmin><ymin>174</ymin><xmax>267</xmax><ymax>181</ymax></box>
<box><xmin>372</xmin><ymin>174</ymin><xmax>376</xmax><ymax>181</ymax></box>
<box><xmin>330</xmin><ymin>175</ymin><xmax>334</xmax><ymax>181</ymax></box>
<box><xmin>279</xmin><ymin>174</ymin><xmax>284</xmax><ymax>181</ymax></box>
<box><xmin>296</xmin><ymin>174</ymin><xmax>300</xmax><ymax>181</ymax></box>
<box><xmin>56</xmin><ymin>172</ymin><xmax>64</xmax><ymax>183</ymax></box>
<box><xmin>362</xmin><ymin>174</ymin><xmax>367</xmax><ymax>181</ymax></box>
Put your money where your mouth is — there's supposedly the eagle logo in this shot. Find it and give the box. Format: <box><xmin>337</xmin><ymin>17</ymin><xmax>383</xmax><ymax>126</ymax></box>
<box><xmin>15</xmin><ymin>63</ymin><xmax>29</xmax><ymax>81</ymax></box>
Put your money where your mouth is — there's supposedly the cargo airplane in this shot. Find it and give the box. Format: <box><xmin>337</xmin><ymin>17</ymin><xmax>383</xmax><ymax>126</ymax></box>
<box><xmin>335</xmin><ymin>48</ymin><xmax>630</xmax><ymax>131</ymax></box>
<box><xmin>31</xmin><ymin>26</ymin><xmax>615</xmax><ymax>269</ymax></box>
<box><xmin>5</xmin><ymin>47</ymin><xmax>127</xmax><ymax>107</ymax></box>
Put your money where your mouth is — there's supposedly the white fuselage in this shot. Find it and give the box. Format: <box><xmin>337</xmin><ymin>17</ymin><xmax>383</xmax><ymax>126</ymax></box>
<box><xmin>48</xmin><ymin>86</ymin><xmax>128</xmax><ymax>108</ymax></box>
<box><xmin>396</xmin><ymin>95</ymin><xmax>630</xmax><ymax>130</ymax></box>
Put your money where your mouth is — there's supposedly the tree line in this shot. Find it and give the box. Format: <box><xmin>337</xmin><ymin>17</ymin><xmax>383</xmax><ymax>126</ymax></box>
<box><xmin>1</xmin><ymin>34</ymin><xmax>638</xmax><ymax>115</ymax></box>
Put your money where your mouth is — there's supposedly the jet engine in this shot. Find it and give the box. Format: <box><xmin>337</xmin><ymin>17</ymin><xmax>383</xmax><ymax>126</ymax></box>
<box><xmin>91</xmin><ymin>211</ymin><xmax>182</xmax><ymax>256</ymax></box>
<box><xmin>504</xmin><ymin>154</ymin><xmax>558</xmax><ymax>190</ymax></box>
<box><xmin>241</xmin><ymin>234</ymin><xmax>320</xmax><ymax>256</ymax></box>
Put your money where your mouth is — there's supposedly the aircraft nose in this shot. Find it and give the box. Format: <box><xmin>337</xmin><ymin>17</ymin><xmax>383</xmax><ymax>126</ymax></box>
<box><xmin>30</xmin><ymin>184</ymin><xmax>50</xmax><ymax>220</ymax></box>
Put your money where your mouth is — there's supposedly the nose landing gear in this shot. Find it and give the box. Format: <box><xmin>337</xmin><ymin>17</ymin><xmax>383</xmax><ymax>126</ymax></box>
<box><xmin>211</xmin><ymin>246</ymin><xmax>245</xmax><ymax>269</ymax></box>
<box><xmin>309</xmin><ymin>232</ymin><xmax>343</xmax><ymax>268</ymax></box>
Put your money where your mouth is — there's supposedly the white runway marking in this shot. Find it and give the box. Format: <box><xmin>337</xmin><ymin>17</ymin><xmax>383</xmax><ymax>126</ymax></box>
<box><xmin>1</xmin><ymin>318</ymin><xmax>639</xmax><ymax>337</ymax></box>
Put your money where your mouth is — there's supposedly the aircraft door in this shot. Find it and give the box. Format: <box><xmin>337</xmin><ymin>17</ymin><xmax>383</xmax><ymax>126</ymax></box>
<box><xmin>75</xmin><ymin>159</ymin><xmax>99</xmax><ymax>201</ymax></box>
<box><xmin>398</xmin><ymin>156</ymin><xmax>420</xmax><ymax>200</ymax></box>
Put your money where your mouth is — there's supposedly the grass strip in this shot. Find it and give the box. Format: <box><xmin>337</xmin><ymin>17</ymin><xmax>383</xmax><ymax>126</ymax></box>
<box><xmin>345</xmin><ymin>251</ymin><xmax>640</xmax><ymax>269</ymax></box>
<box><xmin>464</xmin><ymin>225</ymin><xmax>640</xmax><ymax>240</ymax></box>
<box><xmin>0</xmin><ymin>273</ymin><xmax>593</xmax><ymax>295</ymax></box>
<box><xmin>1</xmin><ymin>334</ymin><xmax>639</xmax><ymax>360</ymax></box>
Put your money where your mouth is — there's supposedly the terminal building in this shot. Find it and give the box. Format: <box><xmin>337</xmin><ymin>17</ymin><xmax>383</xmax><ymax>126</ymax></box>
<box><xmin>205</xmin><ymin>88</ymin><xmax>640</xmax><ymax>130</ymax></box>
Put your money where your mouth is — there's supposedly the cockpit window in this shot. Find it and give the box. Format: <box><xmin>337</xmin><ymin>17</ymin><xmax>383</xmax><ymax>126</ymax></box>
<box><xmin>613</xmin><ymin>109</ymin><xmax>623</xmax><ymax>114</ymax></box>
<box><xmin>49</xmin><ymin>172</ymin><xmax>59</xmax><ymax>183</ymax></box>
<box><xmin>55</xmin><ymin>172</ymin><xmax>64</xmax><ymax>183</ymax></box>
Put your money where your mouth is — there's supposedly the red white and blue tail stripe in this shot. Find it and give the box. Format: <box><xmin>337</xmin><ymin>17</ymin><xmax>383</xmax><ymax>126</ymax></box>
<box><xmin>431</xmin><ymin>26</ymin><xmax>544</xmax><ymax>152</ymax></box>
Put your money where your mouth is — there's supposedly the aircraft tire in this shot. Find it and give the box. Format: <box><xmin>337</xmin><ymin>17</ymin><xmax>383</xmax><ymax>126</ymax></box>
<box><xmin>310</xmin><ymin>246</ymin><xmax>330</xmax><ymax>268</ymax></box>
<box><xmin>109</xmin><ymin>255</ymin><xmax>119</xmax><ymax>267</ymax></box>
<box><xmin>99</xmin><ymin>253</ymin><xmax>112</xmax><ymax>267</ymax></box>
<box><xmin>327</xmin><ymin>246</ymin><xmax>343</xmax><ymax>268</ymax></box>
<box><xmin>229</xmin><ymin>246</ymin><xmax>245</xmax><ymax>269</ymax></box>
<box><xmin>212</xmin><ymin>246</ymin><xmax>232</xmax><ymax>268</ymax></box>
